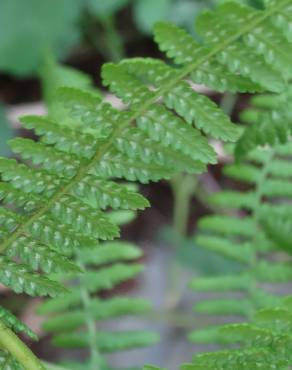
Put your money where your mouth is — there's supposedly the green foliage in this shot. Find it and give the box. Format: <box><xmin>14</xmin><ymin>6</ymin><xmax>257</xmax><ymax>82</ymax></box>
<box><xmin>186</xmin><ymin>298</ymin><xmax>292</xmax><ymax>369</ymax></box>
<box><xmin>0</xmin><ymin>1</ymin><xmax>291</xmax><ymax>369</ymax></box>
<box><xmin>236</xmin><ymin>85</ymin><xmax>292</xmax><ymax>160</ymax></box>
<box><xmin>0</xmin><ymin>0</ymin><xmax>82</xmax><ymax>76</ymax></box>
<box><xmin>0</xmin><ymin>105</ymin><xmax>13</xmax><ymax>156</ymax></box>
<box><xmin>216</xmin><ymin>0</ymin><xmax>263</xmax><ymax>7</ymax></box>
<box><xmin>145</xmin><ymin>299</ymin><xmax>292</xmax><ymax>369</ymax></box>
<box><xmin>3</xmin><ymin>0</ymin><xmax>285</xmax><ymax>303</ymax></box>
<box><xmin>40</xmin><ymin>55</ymin><xmax>98</xmax><ymax>127</ymax></box>
<box><xmin>0</xmin><ymin>307</ymin><xmax>37</xmax><ymax>341</ymax></box>
<box><xmin>87</xmin><ymin>0</ymin><xmax>129</xmax><ymax>18</ymax></box>
<box><xmin>133</xmin><ymin>0</ymin><xmax>214</xmax><ymax>35</ymax></box>
<box><xmin>133</xmin><ymin>0</ymin><xmax>171</xmax><ymax>34</ymax></box>
<box><xmin>38</xmin><ymin>239</ymin><xmax>158</xmax><ymax>369</ymax></box>
<box><xmin>0</xmin><ymin>350</ymin><xmax>23</xmax><ymax>370</ymax></box>
<box><xmin>190</xmin><ymin>142</ymin><xmax>292</xmax><ymax>345</ymax></box>
<box><xmin>188</xmin><ymin>12</ymin><xmax>292</xmax><ymax>356</ymax></box>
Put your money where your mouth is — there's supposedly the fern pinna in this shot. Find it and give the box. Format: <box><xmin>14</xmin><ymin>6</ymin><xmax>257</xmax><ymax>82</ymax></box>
<box><xmin>0</xmin><ymin>0</ymin><xmax>291</xmax><ymax>368</ymax></box>
<box><xmin>145</xmin><ymin>297</ymin><xmax>292</xmax><ymax>369</ymax></box>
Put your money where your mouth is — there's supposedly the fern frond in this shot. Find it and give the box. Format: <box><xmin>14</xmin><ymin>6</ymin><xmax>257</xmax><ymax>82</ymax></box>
<box><xmin>119</xmin><ymin>59</ymin><xmax>241</xmax><ymax>141</ymax></box>
<box><xmin>187</xmin><ymin>298</ymin><xmax>292</xmax><ymax>370</ymax></box>
<box><xmin>155</xmin><ymin>1</ymin><xmax>292</xmax><ymax>92</ymax></box>
<box><xmin>145</xmin><ymin>299</ymin><xmax>292</xmax><ymax>368</ymax></box>
<box><xmin>39</xmin><ymin>240</ymin><xmax>158</xmax><ymax>370</ymax></box>
<box><xmin>190</xmin><ymin>141</ymin><xmax>292</xmax><ymax>344</ymax></box>
<box><xmin>0</xmin><ymin>0</ymin><xmax>253</xmax><ymax>301</ymax></box>
<box><xmin>0</xmin><ymin>1</ymin><xmax>290</xmax><ymax>367</ymax></box>
<box><xmin>0</xmin><ymin>0</ymin><xmax>284</xmax><ymax>300</ymax></box>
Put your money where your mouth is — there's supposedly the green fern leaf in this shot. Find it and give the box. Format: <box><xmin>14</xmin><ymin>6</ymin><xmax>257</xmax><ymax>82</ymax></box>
<box><xmin>153</xmin><ymin>23</ymin><xmax>263</xmax><ymax>93</ymax></box>
<box><xmin>0</xmin><ymin>2</ymin><xmax>291</xmax><ymax>367</ymax></box>
<box><xmin>52</xmin><ymin>330</ymin><xmax>159</xmax><ymax>352</ymax></box>
<box><xmin>0</xmin><ymin>257</ymin><xmax>66</xmax><ymax>297</ymax></box>
<box><xmin>42</xmin><ymin>297</ymin><xmax>151</xmax><ymax>333</ymax></box>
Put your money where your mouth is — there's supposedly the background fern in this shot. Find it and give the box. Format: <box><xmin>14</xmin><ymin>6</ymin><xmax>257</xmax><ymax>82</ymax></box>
<box><xmin>190</xmin><ymin>142</ymin><xmax>292</xmax><ymax>343</ymax></box>
<box><xmin>186</xmin><ymin>10</ymin><xmax>292</xmax><ymax>360</ymax></box>
<box><xmin>37</xmin><ymin>208</ymin><xmax>159</xmax><ymax>370</ymax></box>
<box><xmin>188</xmin><ymin>299</ymin><xmax>292</xmax><ymax>369</ymax></box>
<box><xmin>0</xmin><ymin>0</ymin><xmax>291</xmax><ymax>368</ymax></box>
<box><xmin>144</xmin><ymin>297</ymin><xmax>292</xmax><ymax>369</ymax></box>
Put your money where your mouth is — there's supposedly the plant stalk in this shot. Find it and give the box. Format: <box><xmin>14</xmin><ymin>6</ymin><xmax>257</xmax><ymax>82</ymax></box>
<box><xmin>220</xmin><ymin>91</ymin><xmax>237</xmax><ymax>116</ymax></box>
<box><xmin>248</xmin><ymin>149</ymin><xmax>274</xmax><ymax>319</ymax></box>
<box><xmin>166</xmin><ymin>174</ymin><xmax>198</xmax><ymax>308</ymax></box>
<box><xmin>0</xmin><ymin>320</ymin><xmax>45</xmax><ymax>370</ymax></box>
<box><xmin>79</xmin><ymin>262</ymin><xmax>104</xmax><ymax>370</ymax></box>
<box><xmin>100</xmin><ymin>16</ymin><xmax>125</xmax><ymax>62</ymax></box>
<box><xmin>171</xmin><ymin>174</ymin><xmax>198</xmax><ymax>237</ymax></box>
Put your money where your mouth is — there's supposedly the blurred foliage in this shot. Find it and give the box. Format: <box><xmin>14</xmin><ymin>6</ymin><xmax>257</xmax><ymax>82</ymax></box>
<box><xmin>133</xmin><ymin>0</ymin><xmax>214</xmax><ymax>35</ymax></box>
<box><xmin>0</xmin><ymin>0</ymin><xmax>217</xmax><ymax>77</ymax></box>
<box><xmin>0</xmin><ymin>105</ymin><xmax>13</xmax><ymax>156</ymax></box>
<box><xmin>133</xmin><ymin>0</ymin><xmax>171</xmax><ymax>34</ymax></box>
<box><xmin>87</xmin><ymin>0</ymin><xmax>130</xmax><ymax>18</ymax></box>
<box><xmin>0</xmin><ymin>0</ymin><xmax>82</xmax><ymax>76</ymax></box>
<box><xmin>215</xmin><ymin>0</ymin><xmax>263</xmax><ymax>8</ymax></box>
<box><xmin>0</xmin><ymin>0</ymin><xmax>265</xmax><ymax>77</ymax></box>
<box><xmin>0</xmin><ymin>0</ymin><xmax>262</xmax><ymax>77</ymax></box>
<box><xmin>160</xmin><ymin>227</ymin><xmax>243</xmax><ymax>276</ymax></box>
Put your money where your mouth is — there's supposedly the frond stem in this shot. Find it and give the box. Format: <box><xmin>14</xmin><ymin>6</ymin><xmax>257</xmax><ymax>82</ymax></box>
<box><xmin>248</xmin><ymin>148</ymin><xmax>275</xmax><ymax>318</ymax></box>
<box><xmin>79</xmin><ymin>262</ymin><xmax>104</xmax><ymax>370</ymax></box>
<box><xmin>0</xmin><ymin>320</ymin><xmax>45</xmax><ymax>370</ymax></box>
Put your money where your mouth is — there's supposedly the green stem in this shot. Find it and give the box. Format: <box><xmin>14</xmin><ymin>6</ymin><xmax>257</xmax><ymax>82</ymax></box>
<box><xmin>79</xmin><ymin>263</ymin><xmax>104</xmax><ymax>370</ymax></box>
<box><xmin>220</xmin><ymin>92</ymin><xmax>237</xmax><ymax>116</ymax></box>
<box><xmin>0</xmin><ymin>320</ymin><xmax>45</xmax><ymax>370</ymax></box>
<box><xmin>100</xmin><ymin>16</ymin><xmax>125</xmax><ymax>62</ymax></box>
<box><xmin>171</xmin><ymin>174</ymin><xmax>198</xmax><ymax>237</ymax></box>
<box><xmin>42</xmin><ymin>362</ymin><xmax>71</xmax><ymax>370</ymax></box>
<box><xmin>248</xmin><ymin>149</ymin><xmax>274</xmax><ymax>319</ymax></box>
<box><xmin>166</xmin><ymin>174</ymin><xmax>198</xmax><ymax>308</ymax></box>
